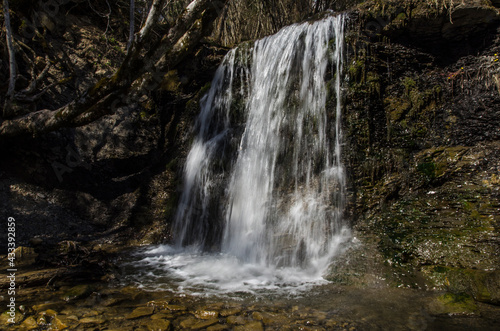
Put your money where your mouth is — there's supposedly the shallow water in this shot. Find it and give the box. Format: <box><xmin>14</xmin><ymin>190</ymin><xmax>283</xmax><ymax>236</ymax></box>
<box><xmin>10</xmin><ymin>265</ymin><xmax>500</xmax><ymax>330</ymax></box>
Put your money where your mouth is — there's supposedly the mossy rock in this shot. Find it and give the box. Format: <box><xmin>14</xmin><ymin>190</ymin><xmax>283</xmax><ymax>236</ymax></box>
<box><xmin>61</xmin><ymin>284</ymin><xmax>93</xmax><ymax>302</ymax></box>
<box><xmin>0</xmin><ymin>309</ymin><xmax>24</xmax><ymax>325</ymax></box>
<box><xmin>428</xmin><ymin>292</ymin><xmax>477</xmax><ymax>315</ymax></box>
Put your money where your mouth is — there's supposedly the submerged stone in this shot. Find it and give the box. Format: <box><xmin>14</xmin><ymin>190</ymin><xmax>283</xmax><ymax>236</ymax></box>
<box><xmin>191</xmin><ymin>318</ymin><xmax>219</xmax><ymax>330</ymax></box>
<box><xmin>61</xmin><ymin>284</ymin><xmax>92</xmax><ymax>301</ymax></box>
<box><xmin>234</xmin><ymin>321</ymin><xmax>264</xmax><ymax>331</ymax></box>
<box><xmin>179</xmin><ymin>316</ymin><xmax>199</xmax><ymax>328</ymax></box>
<box><xmin>79</xmin><ymin>316</ymin><xmax>107</xmax><ymax>325</ymax></box>
<box><xmin>0</xmin><ymin>309</ymin><xmax>24</xmax><ymax>325</ymax></box>
<box><xmin>50</xmin><ymin>316</ymin><xmax>68</xmax><ymax>330</ymax></box>
<box><xmin>126</xmin><ymin>306</ymin><xmax>155</xmax><ymax>319</ymax></box>
<box><xmin>227</xmin><ymin>315</ymin><xmax>247</xmax><ymax>325</ymax></box>
<box><xmin>429</xmin><ymin>293</ymin><xmax>477</xmax><ymax>315</ymax></box>
<box><xmin>21</xmin><ymin>316</ymin><xmax>38</xmax><ymax>330</ymax></box>
<box><xmin>207</xmin><ymin>324</ymin><xmax>228</xmax><ymax>331</ymax></box>
<box><xmin>144</xmin><ymin>318</ymin><xmax>172</xmax><ymax>330</ymax></box>
<box><xmin>195</xmin><ymin>310</ymin><xmax>219</xmax><ymax>319</ymax></box>
<box><xmin>221</xmin><ymin>307</ymin><xmax>242</xmax><ymax>316</ymax></box>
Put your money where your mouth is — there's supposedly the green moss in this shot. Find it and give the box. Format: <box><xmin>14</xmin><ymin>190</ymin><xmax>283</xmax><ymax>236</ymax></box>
<box><xmin>436</xmin><ymin>292</ymin><xmax>477</xmax><ymax>314</ymax></box>
<box><xmin>417</xmin><ymin>162</ymin><xmax>436</xmax><ymax>179</ymax></box>
<box><xmin>348</xmin><ymin>59</ymin><xmax>365</xmax><ymax>83</ymax></box>
<box><xmin>161</xmin><ymin>70</ymin><xmax>181</xmax><ymax>92</ymax></box>
<box><xmin>402</xmin><ymin>77</ymin><xmax>417</xmax><ymax>96</ymax></box>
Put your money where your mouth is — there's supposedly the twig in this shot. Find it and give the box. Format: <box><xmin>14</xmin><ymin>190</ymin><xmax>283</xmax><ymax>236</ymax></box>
<box><xmin>3</xmin><ymin>0</ymin><xmax>16</xmax><ymax>100</ymax></box>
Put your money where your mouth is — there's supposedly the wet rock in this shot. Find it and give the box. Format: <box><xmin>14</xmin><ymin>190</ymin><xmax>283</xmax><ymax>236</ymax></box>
<box><xmin>151</xmin><ymin>313</ymin><xmax>172</xmax><ymax>320</ymax></box>
<box><xmin>82</xmin><ymin>310</ymin><xmax>101</xmax><ymax>317</ymax></box>
<box><xmin>36</xmin><ymin>314</ymin><xmax>48</xmax><ymax>326</ymax></box>
<box><xmin>251</xmin><ymin>311</ymin><xmax>290</xmax><ymax>325</ymax></box>
<box><xmin>220</xmin><ymin>308</ymin><xmax>242</xmax><ymax>316</ymax></box>
<box><xmin>41</xmin><ymin>309</ymin><xmax>58</xmax><ymax>318</ymax></box>
<box><xmin>179</xmin><ymin>316</ymin><xmax>199</xmax><ymax>328</ymax></box>
<box><xmin>311</xmin><ymin>311</ymin><xmax>327</xmax><ymax>321</ymax></box>
<box><xmin>21</xmin><ymin>316</ymin><xmax>38</xmax><ymax>330</ymax></box>
<box><xmin>0</xmin><ymin>309</ymin><xmax>23</xmax><ymax>325</ymax></box>
<box><xmin>446</xmin><ymin>269</ymin><xmax>500</xmax><ymax>305</ymax></box>
<box><xmin>162</xmin><ymin>304</ymin><xmax>187</xmax><ymax>312</ymax></box>
<box><xmin>102</xmin><ymin>297</ymin><xmax>126</xmax><ymax>307</ymax></box>
<box><xmin>61</xmin><ymin>284</ymin><xmax>93</xmax><ymax>301</ymax></box>
<box><xmin>191</xmin><ymin>318</ymin><xmax>219</xmax><ymax>330</ymax></box>
<box><xmin>79</xmin><ymin>316</ymin><xmax>107</xmax><ymax>325</ymax></box>
<box><xmin>234</xmin><ymin>321</ymin><xmax>264</xmax><ymax>331</ymax></box>
<box><xmin>126</xmin><ymin>306</ymin><xmax>155</xmax><ymax>319</ymax></box>
<box><xmin>428</xmin><ymin>293</ymin><xmax>477</xmax><ymax>315</ymax></box>
<box><xmin>50</xmin><ymin>316</ymin><xmax>68</xmax><ymax>330</ymax></box>
<box><xmin>195</xmin><ymin>309</ymin><xmax>219</xmax><ymax>319</ymax></box>
<box><xmin>206</xmin><ymin>302</ymin><xmax>225</xmax><ymax>310</ymax></box>
<box><xmin>144</xmin><ymin>318</ymin><xmax>172</xmax><ymax>330</ymax></box>
<box><xmin>148</xmin><ymin>300</ymin><xmax>170</xmax><ymax>310</ymax></box>
<box><xmin>324</xmin><ymin>319</ymin><xmax>339</xmax><ymax>328</ymax></box>
<box><xmin>13</xmin><ymin>246</ymin><xmax>38</xmax><ymax>264</ymax></box>
<box><xmin>206</xmin><ymin>324</ymin><xmax>228</xmax><ymax>331</ymax></box>
<box><xmin>227</xmin><ymin>315</ymin><xmax>247</xmax><ymax>325</ymax></box>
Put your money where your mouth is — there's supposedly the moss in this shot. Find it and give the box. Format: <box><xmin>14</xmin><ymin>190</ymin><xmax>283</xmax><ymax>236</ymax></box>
<box><xmin>402</xmin><ymin>77</ymin><xmax>417</xmax><ymax>96</ymax></box>
<box><xmin>417</xmin><ymin>162</ymin><xmax>436</xmax><ymax>179</ymax></box>
<box><xmin>435</xmin><ymin>292</ymin><xmax>477</xmax><ymax>314</ymax></box>
<box><xmin>348</xmin><ymin>59</ymin><xmax>365</xmax><ymax>83</ymax></box>
<box><xmin>161</xmin><ymin>70</ymin><xmax>181</xmax><ymax>92</ymax></box>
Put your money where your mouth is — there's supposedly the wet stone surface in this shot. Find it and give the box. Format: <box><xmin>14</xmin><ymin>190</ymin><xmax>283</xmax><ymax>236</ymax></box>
<box><xmin>2</xmin><ymin>271</ymin><xmax>500</xmax><ymax>330</ymax></box>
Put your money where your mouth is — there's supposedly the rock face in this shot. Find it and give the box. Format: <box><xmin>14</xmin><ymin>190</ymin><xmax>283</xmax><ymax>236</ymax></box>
<box><xmin>0</xmin><ymin>3</ymin><xmax>227</xmax><ymax>248</ymax></box>
<box><xmin>328</xmin><ymin>0</ymin><xmax>500</xmax><ymax>304</ymax></box>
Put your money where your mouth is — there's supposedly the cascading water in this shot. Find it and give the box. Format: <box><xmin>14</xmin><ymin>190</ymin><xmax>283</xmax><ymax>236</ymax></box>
<box><xmin>123</xmin><ymin>13</ymin><xmax>350</xmax><ymax>295</ymax></box>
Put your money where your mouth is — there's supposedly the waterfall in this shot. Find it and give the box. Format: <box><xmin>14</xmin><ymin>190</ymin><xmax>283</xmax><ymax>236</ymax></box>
<box><xmin>174</xmin><ymin>14</ymin><xmax>347</xmax><ymax>271</ymax></box>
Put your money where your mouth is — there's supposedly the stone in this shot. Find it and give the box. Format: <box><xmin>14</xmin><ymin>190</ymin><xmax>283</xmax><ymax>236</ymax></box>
<box><xmin>251</xmin><ymin>311</ymin><xmax>289</xmax><ymax>325</ymax></box>
<box><xmin>227</xmin><ymin>315</ymin><xmax>247</xmax><ymax>325</ymax></box>
<box><xmin>148</xmin><ymin>300</ymin><xmax>170</xmax><ymax>310</ymax></box>
<box><xmin>79</xmin><ymin>316</ymin><xmax>106</xmax><ymax>325</ymax></box>
<box><xmin>144</xmin><ymin>319</ymin><xmax>171</xmax><ymax>330</ymax></box>
<box><xmin>150</xmin><ymin>313</ymin><xmax>172</xmax><ymax>320</ymax></box>
<box><xmin>428</xmin><ymin>293</ymin><xmax>477</xmax><ymax>315</ymax></box>
<box><xmin>21</xmin><ymin>316</ymin><xmax>38</xmax><ymax>330</ymax></box>
<box><xmin>41</xmin><ymin>309</ymin><xmax>58</xmax><ymax>318</ymax></box>
<box><xmin>195</xmin><ymin>310</ymin><xmax>219</xmax><ymax>319</ymax></box>
<box><xmin>126</xmin><ymin>306</ymin><xmax>155</xmax><ymax>319</ymax></box>
<box><xmin>102</xmin><ymin>297</ymin><xmax>125</xmax><ymax>307</ymax></box>
<box><xmin>179</xmin><ymin>317</ymin><xmax>198</xmax><ymax>328</ymax></box>
<box><xmin>61</xmin><ymin>284</ymin><xmax>92</xmax><ymax>301</ymax></box>
<box><xmin>207</xmin><ymin>324</ymin><xmax>227</xmax><ymax>331</ymax></box>
<box><xmin>0</xmin><ymin>309</ymin><xmax>24</xmax><ymax>325</ymax></box>
<box><xmin>50</xmin><ymin>316</ymin><xmax>68</xmax><ymax>330</ymax></box>
<box><xmin>82</xmin><ymin>310</ymin><xmax>101</xmax><ymax>317</ymax></box>
<box><xmin>234</xmin><ymin>321</ymin><xmax>264</xmax><ymax>331</ymax></box>
<box><xmin>162</xmin><ymin>305</ymin><xmax>187</xmax><ymax>312</ymax></box>
<box><xmin>220</xmin><ymin>308</ymin><xmax>241</xmax><ymax>316</ymax></box>
<box><xmin>32</xmin><ymin>302</ymin><xmax>66</xmax><ymax>312</ymax></box>
<box><xmin>191</xmin><ymin>318</ymin><xmax>219</xmax><ymax>330</ymax></box>
<box><xmin>13</xmin><ymin>246</ymin><xmax>38</xmax><ymax>264</ymax></box>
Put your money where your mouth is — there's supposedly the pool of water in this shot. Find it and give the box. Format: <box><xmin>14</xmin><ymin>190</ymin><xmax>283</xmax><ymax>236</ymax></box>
<box><xmin>119</xmin><ymin>244</ymin><xmax>337</xmax><ymax>297</ymax></box>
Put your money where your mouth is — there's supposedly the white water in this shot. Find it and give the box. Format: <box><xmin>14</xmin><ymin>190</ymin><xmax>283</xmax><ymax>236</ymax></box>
<box><xmin>125</xmin><ymin>14</ymin><xmax>349</xmax><ymax>296</ymax></box>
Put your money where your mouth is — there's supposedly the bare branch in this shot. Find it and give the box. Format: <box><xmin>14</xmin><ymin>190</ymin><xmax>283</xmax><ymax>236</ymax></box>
<box><xmin>3</xmin><ymin>0</ymin><xmax>16</xmax><ymax>100</ymax></box>
<box><xmin>0</xmin><ymin>0</ymin><xmax>228</xmax><ymax>138</ymax></box>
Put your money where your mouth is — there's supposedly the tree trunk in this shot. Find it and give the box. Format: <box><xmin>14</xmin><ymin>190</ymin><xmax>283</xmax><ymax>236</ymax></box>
<box><xmin>127</xmin><ymin>0</ymin><xmax>135</xmax><ymax>51</ymax></box>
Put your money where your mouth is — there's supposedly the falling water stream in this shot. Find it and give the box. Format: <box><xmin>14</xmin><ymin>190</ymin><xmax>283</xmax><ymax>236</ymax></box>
<box><xmin>123</xmin><ymin>14</ymin><xmax>350</xmax><ymax>296</ymax></box>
